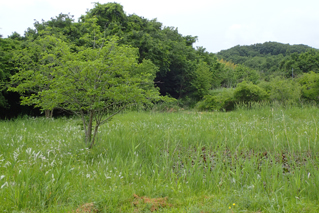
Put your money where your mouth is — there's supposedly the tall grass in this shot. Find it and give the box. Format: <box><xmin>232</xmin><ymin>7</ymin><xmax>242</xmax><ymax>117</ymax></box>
<box><xmin>1</xmin><ymin>105</ymin><xmax>319</xmax><ymax>212</ymax></box>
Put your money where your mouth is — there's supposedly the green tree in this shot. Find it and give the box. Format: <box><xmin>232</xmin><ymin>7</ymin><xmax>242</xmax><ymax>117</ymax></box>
<box><xmin>9</xmin><ymin>34</ymin><xmax>70</xmax><ymax>118</ymax></box>
<box><xmin>0</xmin><ymin>37</ymin><xmax>20</xmax><ymax>108</ymax></box>
<box><xmin>281</xmin><ymin>50</ymin><xmax>319</xmax><ymax>78</ymax></box>
<box><xmin>44</xmin><ymin>37</ymin><xmax>160</xmax><ymax>148</ymax></box>
<box><xmin>218</xmin><ymin>59</ymin><xmax>237</xmax><ymax>88</ymax></box>
<box><xmin>191</xmin><ymin>61</ymin><xmax>212</xmax><ymax>100</ymax></box>
<box><xmin>234</xmin><ymin>64</ymin><xmax>260</xmax><ymax>84</ymax></box>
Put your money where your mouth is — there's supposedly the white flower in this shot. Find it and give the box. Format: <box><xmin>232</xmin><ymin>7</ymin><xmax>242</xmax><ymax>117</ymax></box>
<box><xmin>0</xmin><ymin>175</ymin><xmax>4</xmax><ymax>180</ymax></box>
<box><xmin>4</xmin><ymin>161</ymin><xmax>11</xmax><ymax>168</ymax></box>
<box><xmin>247</xmin><ymin>185</ymin><xmax>254</xmax><ymax>189</ymax></box>
<box><xmin>231</xmin><ymin>178</ymin><xmax>236</xmax><ymax>183</ymax></box>
<box><xmin>1</xmin><ymin>182</ymin><xmax>8</xmax><ymax>189</ymax></box>
<box><xmin>26</xmin><ymin>148</ymin><xmax>32</xmax><ymax>155</ymax></box>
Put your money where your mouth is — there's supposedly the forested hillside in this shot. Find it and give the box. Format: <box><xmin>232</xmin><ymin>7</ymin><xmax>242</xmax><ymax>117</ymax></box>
<box><xmin>1</xmin><ymin>2</ymin><xmax>319</xmax><ymax>119</ymax></box>
<box><xmin>217</xmin><ymin>42</ymin><xmax>318</xmax><ymax>77</ymax></box>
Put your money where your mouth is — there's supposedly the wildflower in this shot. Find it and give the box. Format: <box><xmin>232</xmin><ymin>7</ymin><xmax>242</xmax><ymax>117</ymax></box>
<box><xmin>1</xmin><ymin>182</ymin><xmax>8</xmax><ymax>189</ymax></box>
<box><xmin>233</xmin><ymin>203</ymin><xmax>235</xmax><ymax>206</ymax></box>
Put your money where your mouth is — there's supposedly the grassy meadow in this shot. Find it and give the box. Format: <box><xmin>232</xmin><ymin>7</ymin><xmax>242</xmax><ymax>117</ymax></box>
<box><xmin>1</xmin><ymin>105</ymin><xmax>319</xmax><ymax>212</ymax></box>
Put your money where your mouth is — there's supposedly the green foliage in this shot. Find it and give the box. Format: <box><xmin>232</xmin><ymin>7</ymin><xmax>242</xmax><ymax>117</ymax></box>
<box><xmin>298</xmin><ymin>71</ymin><xmax>319</xmax><ymax>102</ymax></box>
<box><xmin>4</xmin><ymin>2</ymin><xmax>224</xmax><ymax>104</ymax></box>
<box><xmin>45</xmin><ymin>36</ymin><xmax>160</xmax><ymax>147</ymax></box>
<box><xmin>8</xmin><ymin>34</ymin><xmax>70</xmax><ymax>117</ymax></box>
<box><xmin>196</xmin><ymin>88</ymin><xmax>235</xmax><ymax>111</ymax></box>
<box><xmin>0</xmin><ymin>37</ymin><xmax>21</xmax><ymax>108</ymax></box>
<box><xmin>3</xmin><ymin>1</ymin><xmax>319</xmax><ymax>118</ymax></box>
<box><xmin>83</xmin><ymin>2</ymin><xmax>127</xmax><ymax>32</ymax></box>
<box><xmin>8</xmin><ymin>15</ymin><xmax>161</xmax><ymax>145</ymax></box>
<box><xmin>49</xmin><ymin>37</ymin><xmax>159</xmax><ymax>111</ymax></box>
<box><xmin>258</xmin><ymin>77</ymin><xmax>301</xmax><ymax>103</ymax></box>
<box><xmin>190</xmin><ymin>61</ymin><xmax>212</xmax><ymax>100</ymax></box>
<box><xmin>218</xmin><ymin>60</ymin><xmax>260</xmax><ymax>88</ymax></box>
<box><xmin>81</xmin><ymin>3</ymin><xmax>211</xmax><ymax>100</ymax></box>
<box><xmin>234</xmin><ymin>64</ymin><xmax>260</xmax><ymax>84</ymax></box>
<box><xmin>196</xmin><ymin>47</ymin><xmax>224</xmax><ymax>89</ymax></box>
<box><xmin>234</xmin><ymin>81</ymin><xmax>268</xmax><ymax>103</ymax></box>
<box><xmin>218</xmin><ymin>59</ymin><xmax>237</xmax><ymax>88</ymax></box>
<box><xmin>280</xmin><ymin>49</ymin><xmax>319</xmax><ymax>77</ymax></box>
<box><xmin>217</xmin><ymin>42</ymin><xmax>315</xmax><ymax>77</ymax></box>
<box><xmin>218</xmin><ymin>41</ymin><xmax>313</xmax><ymax>61</ymax></box>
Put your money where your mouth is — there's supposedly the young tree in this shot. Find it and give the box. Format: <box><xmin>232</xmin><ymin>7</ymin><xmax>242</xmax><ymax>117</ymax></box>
<box><xmin>44</xmin><ymin>37</ymin><xmax>160</xmax><ymax>148</ymax></box>
<box><xmin>191</xmin><ymin>61</ymin><xmax>212</xmax><ymax>100</ymax></box>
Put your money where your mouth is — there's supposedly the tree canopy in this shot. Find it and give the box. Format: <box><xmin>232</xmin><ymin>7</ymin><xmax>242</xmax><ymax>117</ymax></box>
<box><xmin>217</xmin><ymin>42</ymin><xmax>317</xmax><ymax>77</ymax></box>
<box><xmin>1</xmin><ymin>2</ymin><xmax>319</xmax><ymax>120</ymax></box>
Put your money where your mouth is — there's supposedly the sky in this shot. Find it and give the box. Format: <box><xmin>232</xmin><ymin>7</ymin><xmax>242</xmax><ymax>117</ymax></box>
<box><xmin>1</xmin><ymin>0</ymin><xmax>318</xmax><ymax>53</ymax></box>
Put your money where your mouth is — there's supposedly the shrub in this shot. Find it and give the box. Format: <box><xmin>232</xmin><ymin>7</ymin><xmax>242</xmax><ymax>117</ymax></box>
<box><xmin>298</xmin><ymin>71</ymin><xmax>319</xmax><ymax>102</ymax></box>
<box><xmin>259</xmin><ymin>77</ymin><xmax>301</xmax><ymax>103</ymax></box>
<box><xmin>196</xmin><ymin>88</ymin><xmax>235</xmax><ymax>111</ymax></box>
<box><xmin>234</xmin><ymin>81</ymin><xmax>268</xmax><ymax>103</ymax></box>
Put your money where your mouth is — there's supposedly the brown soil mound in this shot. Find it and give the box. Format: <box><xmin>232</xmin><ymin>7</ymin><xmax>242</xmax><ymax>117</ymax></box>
<box><xmin>75</xmin><ymin>203</ymin><xmax>98</xmax><ymax>213</ymax></box>
<box><xmin>133</xmin><ymin>194</ymin><xmax>171</xmax><ymax>212</ymax></box>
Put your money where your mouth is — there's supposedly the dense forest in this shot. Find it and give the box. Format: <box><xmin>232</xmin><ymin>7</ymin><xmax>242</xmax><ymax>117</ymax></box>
<box><xmin>1</xmin><ymin>2</ymin><xmax>319</xmax><ymax>119</ymax></box>
<box><xmin>217</xmin><ymin>42</ymin><xmax>313</xmax><ymax>75</ymax></box>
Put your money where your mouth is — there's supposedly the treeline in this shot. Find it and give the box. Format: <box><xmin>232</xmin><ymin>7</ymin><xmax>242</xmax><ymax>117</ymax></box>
<box><xmin>0</xmin><ymin>2</ymin><xmax>263</xmax><ymax>118</ymax></box>
<box><xmin>217</xmin><ymin>42</ymin><xmax>319</xmax><ymax>78</ymax></box>
<box><xmin>1</xmin><ymin>3</ymin><xmax>319</xmax><ymax>119</ymax></box>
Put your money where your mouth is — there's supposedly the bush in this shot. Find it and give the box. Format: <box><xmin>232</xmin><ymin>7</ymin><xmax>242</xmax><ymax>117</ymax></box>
<box><xmin>150</xmin><ymin>98</ymin><xmax>181</xmax><ymax>112</ymax></box>
<box><xmin>196</xmin><ymin>88</ymin><xmax>235</xmax><ymax>111</ymax></box>
<box><xmin>235</xmin><ymin>64</ymin><xmax>260</xmax><ymax>84</ymax></box>
<box><xmin>234</xmin><ymin>81</ymin><xmax>268</xmax><ymax>103</ymax></box>
<box><xmin>298</xmin><ymin>71</ymin><xmax>319</xmax><ymax>103</ymax></box>
<box><xmin>258</xmin><ymin>77</ymin><xmax>301</xmax><ymax>103</ymax></box>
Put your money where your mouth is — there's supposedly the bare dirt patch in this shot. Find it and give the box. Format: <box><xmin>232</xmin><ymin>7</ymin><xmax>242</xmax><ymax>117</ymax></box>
<box><xmin>74</xmin><ymin>203</ymin><xmax>98</xmax><ymax>213</ymax></box>
<box><xmin>133</xmin><ymin>194</ymin><xmax>171</xmax><ymax>212</ymax></box>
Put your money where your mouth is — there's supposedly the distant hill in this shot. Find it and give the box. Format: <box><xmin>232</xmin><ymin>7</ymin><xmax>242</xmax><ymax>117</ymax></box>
<box><xmin>216</xmin><ymin>42</ymin><xmax>316</xmax><ymax>76</ymax></box>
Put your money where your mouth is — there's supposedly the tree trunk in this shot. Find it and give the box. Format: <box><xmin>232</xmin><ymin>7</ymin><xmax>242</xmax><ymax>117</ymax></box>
<box><xmin>85</xmin><ymin>110</ymin><xmax>94</xmax><ymax>145</ymax></box>
<box><xmin>89</xmin><ymin>125</ymin><xmax>99</xmax><ymax>149</ymax></box>
<box><xmin>45</xmin><ymin>109</ymin><xmax>50</xmax><ymax>118</ymax></box>
<box><xmin>44</xmin><ymin>109</ymin><xmax>54</xmax><ymax>118</ymax></box>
